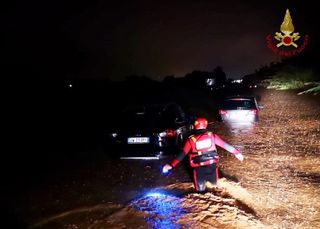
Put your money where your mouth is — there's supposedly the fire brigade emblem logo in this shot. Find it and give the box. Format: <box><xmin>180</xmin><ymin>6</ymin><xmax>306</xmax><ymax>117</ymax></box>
<box><xmin>266</xmin><ymin>9</ymin><xmax>309</xmax><ymax>57</ymax></box>
<box><xmin>275</xmin><ymin>9</ymin><xmax>300</xmax><ymax>48</ymax></box>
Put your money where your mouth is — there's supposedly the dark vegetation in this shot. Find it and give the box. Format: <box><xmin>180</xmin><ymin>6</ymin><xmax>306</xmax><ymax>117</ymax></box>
<box><xmin>242</xmin><ymin>46</ymin><xmax>320</xmax><ymax>94</ymax></box>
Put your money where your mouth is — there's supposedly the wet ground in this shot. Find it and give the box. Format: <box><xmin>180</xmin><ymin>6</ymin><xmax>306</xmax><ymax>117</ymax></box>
<box><xmin>4</xmin><ymin>89</ymin><xmax>320</xmax><ymax>229</ymax></box>
<box><xmin>215</xmin><ymin>89</ymin><xmax>320</xmax><ymax>229</ymax></box>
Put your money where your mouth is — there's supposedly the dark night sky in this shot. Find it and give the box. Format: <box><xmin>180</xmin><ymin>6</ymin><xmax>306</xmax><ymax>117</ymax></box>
<box><xmin>2</xmin><ymin>0</ymin><xmax>319</xmax><ymax>81</ymax></box>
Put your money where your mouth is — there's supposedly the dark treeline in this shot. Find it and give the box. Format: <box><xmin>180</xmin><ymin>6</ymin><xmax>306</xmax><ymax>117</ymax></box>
<box><xmin>243</xmin><ymin>42</ymin><xmax>320</xmax><ymax>86</ymax></box>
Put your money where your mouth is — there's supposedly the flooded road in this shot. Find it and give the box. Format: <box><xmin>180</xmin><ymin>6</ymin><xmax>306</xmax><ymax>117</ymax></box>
<box><xmin>5</xmin><ymin>89</ymin><xmax>320</xmax><ymax>229</ymax></box>
<box><xmin>216</xmin><ymin>89</ymin><xmax>320</xmax><ymax>228</ymax></box>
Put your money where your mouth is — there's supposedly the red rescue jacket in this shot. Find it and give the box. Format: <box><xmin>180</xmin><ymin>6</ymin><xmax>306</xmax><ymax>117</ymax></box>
<box><xmin>171</xmin><ymin>131</ymin><xmax>240</xmax><ymax>168</ymax></box>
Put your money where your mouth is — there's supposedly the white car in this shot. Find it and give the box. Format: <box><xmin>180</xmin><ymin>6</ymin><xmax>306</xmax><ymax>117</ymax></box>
<box><xmin>218</xmin><ymin>95</ymin><xmax>263</xmax><ymax>124</ymax></box>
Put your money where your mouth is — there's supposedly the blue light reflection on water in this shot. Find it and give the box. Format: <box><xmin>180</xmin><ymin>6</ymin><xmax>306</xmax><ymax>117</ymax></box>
<box><xmin>145</xmin><ymin>191</ymin><xmax>167</xmax><ymax>198</ymax></box>
<box><xmin>130</xmin><ymin>191</ymin><xmax>191</xmax><ymax>229</ymax></box>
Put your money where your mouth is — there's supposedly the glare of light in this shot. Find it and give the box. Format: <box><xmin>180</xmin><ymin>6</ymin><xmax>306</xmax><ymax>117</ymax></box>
<box><xmin>145</xmin><ymin>191</ymin><xmax>167</xmax><ymax>198</ymax></box>
<box><xmin>162</xmin><ymin>167</ymin><xmax>169</xmax><ymax>174</ymax></box>
<box><xmin>111</xmin><ymin>133</ymin><xmax>118</xmax><ymax>138</ymax></box>
<box><xmin>69</xmin><ymin>84</ymin><xmax>73</xmax><ymax>88</ymax></box>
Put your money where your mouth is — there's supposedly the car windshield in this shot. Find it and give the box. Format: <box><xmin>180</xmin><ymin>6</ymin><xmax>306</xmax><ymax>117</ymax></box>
<box><xmin>121</xmin><ymin>106</ymin><xmax>162</xmax><ymax>128</ymax></box>
<box><xmin>222</xmin><ymin>99</ymin><xmax>256</xmax><ymax>110</ymax></box>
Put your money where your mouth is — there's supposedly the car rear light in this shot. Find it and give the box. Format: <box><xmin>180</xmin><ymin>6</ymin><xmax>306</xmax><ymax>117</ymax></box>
<box><xmin>159</xmin><ymin>129</ymin><xmax>176</xmax><ymax>138</ymax></box>
<box><xmin>249</xmin><ymin>109</ymin><xmax>257</xmax><ymax>115</ymax></box>
<box><xmin>219</xmin><ymin>109</ymin><xmax>227</xmax><ymax>115</ymax></box>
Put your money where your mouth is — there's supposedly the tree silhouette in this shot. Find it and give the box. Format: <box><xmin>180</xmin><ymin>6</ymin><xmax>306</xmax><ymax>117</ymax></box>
<box><xmin>213</xmin><ymin>66</ymin><xmax>226</xmax><ymax>86</ymax></box>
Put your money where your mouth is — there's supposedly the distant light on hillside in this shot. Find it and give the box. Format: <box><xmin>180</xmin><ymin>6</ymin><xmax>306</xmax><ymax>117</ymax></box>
<box><xmin>232</xmin><ymin>79</ymin><xmax>243</xmax><ymax>84</ymax></box>
<box><xmin>206</xmin><ymin>78</ymin><xmax>215</xmax><ymax>86</ymax></box>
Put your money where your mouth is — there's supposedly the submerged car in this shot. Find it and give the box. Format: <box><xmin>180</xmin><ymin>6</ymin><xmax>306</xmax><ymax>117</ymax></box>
<box><xmin>105</xmin><ymin>102</ymin><xmax>193</xmax><ymax>159</ymax></box>
<box><xmin>218</xmin><ymin>95</ymin><xmax>263</xmax><ymax>124</ymax></box>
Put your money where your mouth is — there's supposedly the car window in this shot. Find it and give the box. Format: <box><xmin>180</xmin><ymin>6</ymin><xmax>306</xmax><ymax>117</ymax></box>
<box><xmin>162</xmin><ymin>103</ymin><xmax>186</xmax><ymax>123</ymax></box>
<box><xmin>223</xmin><ymin>99</ymin><xmax>256</xmax><ymax>110</ymax></box>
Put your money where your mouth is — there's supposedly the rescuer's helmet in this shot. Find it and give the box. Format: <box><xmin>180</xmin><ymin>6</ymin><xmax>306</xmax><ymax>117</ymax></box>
<box><xmin>194</xmin><ymin>117</ymin><xmax>208</xmax><ymax>130</ymax></box>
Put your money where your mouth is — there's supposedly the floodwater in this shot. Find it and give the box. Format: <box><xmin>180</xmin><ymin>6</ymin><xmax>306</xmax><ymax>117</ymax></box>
<box><xmin>4</xmin><ymin>89</ymin><xmax>320</xmax><ymax>229</ymax></box>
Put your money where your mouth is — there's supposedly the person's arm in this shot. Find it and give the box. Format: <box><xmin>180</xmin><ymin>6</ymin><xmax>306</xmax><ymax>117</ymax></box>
<box><xmin>162</xmin><ymin>138</ymin><xmax>192</xmax><ymax>173</ymax></box>
<box><xmin>213</xmin><ymin>134</ymin><xmax>244</xmax><ymax>161</ymax></box>
<box><xmin>171</xmin><ymin>139</ymin><xmax>191</xmax><ymax>167</ymax></box>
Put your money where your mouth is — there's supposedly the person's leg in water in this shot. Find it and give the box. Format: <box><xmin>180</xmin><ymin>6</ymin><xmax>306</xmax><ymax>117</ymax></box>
<box><xmin>204</xmin><ymin>163</ymin><xmax>219</xmax><ymax>190</ymax></box>
<box><xmin>193</xmin><ymin>164</ymin><xmax>218</xmax><ymax>192</ymax></box>
<box><xmin>193</xmin><ymin>167</ymin><xmax>206</xmax><ymax>193</ymax></box>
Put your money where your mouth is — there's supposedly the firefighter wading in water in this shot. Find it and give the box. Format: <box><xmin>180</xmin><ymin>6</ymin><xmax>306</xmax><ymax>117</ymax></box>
<box><xmin>163</xmin><ymin>117</ymin><xmax>244</xmax><ymax>192</ymax></box>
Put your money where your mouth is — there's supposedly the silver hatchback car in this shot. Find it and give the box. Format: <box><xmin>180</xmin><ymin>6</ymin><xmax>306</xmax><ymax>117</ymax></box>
<box><xmin>218</xmin><ymin>95</ymin><xmax>263</xmax><ymax>124</ymax></box>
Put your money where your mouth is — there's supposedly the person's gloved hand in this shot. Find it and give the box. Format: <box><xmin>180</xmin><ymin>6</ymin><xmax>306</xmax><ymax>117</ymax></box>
<box><xmin>162</xmin><ymin>164</ymin><xmax>173</xmax><ymax>174</ymax></box>
<box><xmin>235</xmin><ymin>153</ymin><xmax>244</xmax><ymax>162</ymax></box>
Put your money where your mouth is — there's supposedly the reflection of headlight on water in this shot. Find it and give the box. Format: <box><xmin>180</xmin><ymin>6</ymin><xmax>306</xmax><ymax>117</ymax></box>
<box><xmin>130</xmin><ymin>191</ymin><xmax>193</xmax><ymax>228</ymax></box>
<box><xmin>226</xmin><ymin>121</ymin><xmax>254</xmax><ymax>127</ymax></box>
<box><xmin>226</xmin><ymin>122</ymin><xmax>256</xmax><ymax>134</ymax></box>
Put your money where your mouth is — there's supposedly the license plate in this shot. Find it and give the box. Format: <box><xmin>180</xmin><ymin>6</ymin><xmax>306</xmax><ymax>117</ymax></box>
<box><xmin>127</xmin><ymin>137</ymin><xmax>150</xmax><ymax>144</ymax></box>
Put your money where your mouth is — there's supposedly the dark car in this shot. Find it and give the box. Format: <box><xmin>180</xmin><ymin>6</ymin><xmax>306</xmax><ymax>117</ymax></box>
<box><xmin>105</xmin><ymin>102</ymin><xmax>194</xmax><ymax>159</ymax></box>
<box><xmin>218</xmin><ymin>95</ymin><xmax>263</xmax><ymax>124</ymax></box>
